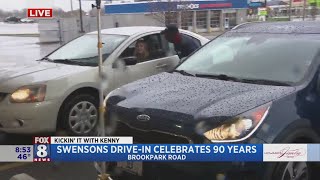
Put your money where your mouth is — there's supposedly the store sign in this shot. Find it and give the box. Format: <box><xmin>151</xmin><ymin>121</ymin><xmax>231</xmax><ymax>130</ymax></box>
<box><xmin>177</xmin><ymin>4</ymin><xmax>200</xmax><ymax>10</ymax></box>
<box><xmin>177</xmin><ymin>3</ymin><xmax>232</xmax><ymax>10</ymax></box>
<box><xmin>105</xmin><ymin>0</ymin><xmax>246</xmax><ymax>14</ymax></box>
<box><xmin>248</xmin><ymin>2</ymin><xmax>263</xmax><ymax>7</ymax></box>
<box><xmin>249</xmin><ymin>0</ymin><xmax>264</xmax><ymax>2</ymax></box>
<box><xmin>308</xmin><ymin>0</ymin><xmax>320</xmax><ymax>6</ymax></box>
<box><xmin>258</xmin><ymin>8</ymin><xmax>267</xmax><ymax>16</ymax></box>
<box><xmin>248</xmin><ymin>0</ymin><xmax>264</xmax><ymax>7</ymax></box>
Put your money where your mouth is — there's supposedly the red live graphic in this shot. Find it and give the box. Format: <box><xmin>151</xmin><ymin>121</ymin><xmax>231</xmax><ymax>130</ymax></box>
<box><xmin>27</xmin><ymin>8</ymin><xmax>53</xmax><ymax>18</ymax></box>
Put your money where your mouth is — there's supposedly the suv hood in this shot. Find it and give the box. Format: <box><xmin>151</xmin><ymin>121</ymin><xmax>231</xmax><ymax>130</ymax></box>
<box><xmin>111</xmin><ymin>72</ymin><xmax>296</xmax><ymax>121</ymax></box>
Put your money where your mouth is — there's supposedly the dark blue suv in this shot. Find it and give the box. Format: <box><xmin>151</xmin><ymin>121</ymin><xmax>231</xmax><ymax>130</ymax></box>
<box><xmin>105</xmin><ymin>21</ymin><xmax>320</xmax><ymax>180</ymax></box>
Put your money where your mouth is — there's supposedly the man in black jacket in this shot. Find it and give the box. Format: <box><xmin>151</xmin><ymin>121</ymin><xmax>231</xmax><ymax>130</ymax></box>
<box><xmin>161</xmin><ymin>24</ymin><xmax>200</xmax><ymax>59</ymax></box>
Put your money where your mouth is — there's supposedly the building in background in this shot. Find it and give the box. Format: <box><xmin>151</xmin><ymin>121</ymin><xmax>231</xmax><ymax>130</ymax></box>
<box><xmin>104</xmin><ymin>0</ymin><xmax>251</xmax><ymax>32</ymax></box>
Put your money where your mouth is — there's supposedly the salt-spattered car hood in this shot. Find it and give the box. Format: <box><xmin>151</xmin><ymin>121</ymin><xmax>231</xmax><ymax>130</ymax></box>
<box><xmin>109</xmin><ymin>72</ymin><xmax>297</xmax><ymax>123</ymax></box>
<box><xmin>0</xmin><ymin>61</ymin><xmax>94</xmax><ymax>92</ymax></box>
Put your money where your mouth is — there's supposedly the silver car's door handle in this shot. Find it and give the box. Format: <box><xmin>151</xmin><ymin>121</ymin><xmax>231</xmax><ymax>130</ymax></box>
<box><xmin>156</xmin><ymin>64</ymin><xmax>168</xmax><ymax>68</ymax></box>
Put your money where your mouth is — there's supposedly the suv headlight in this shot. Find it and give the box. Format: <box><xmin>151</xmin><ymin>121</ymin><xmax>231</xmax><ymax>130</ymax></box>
<box><xmin>197</xmin><ymin>103</ymin><xmax>271</xmax><ymax>142</ymax></box>
<box><xmin>10</xmin><ymin>85</ymin><xmax>46</xmax><ymax>103</ymax></box>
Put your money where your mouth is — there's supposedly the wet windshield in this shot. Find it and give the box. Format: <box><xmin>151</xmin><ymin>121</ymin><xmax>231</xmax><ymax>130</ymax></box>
<box><xmin>177</xmin><ymin>33</ymin><xmax>320</xmax><ymax>85</ymax></box>
<box><xmin>46</xmin><ymin>34</ymin><xmax>128</xmax><ymax>66</ymax></box>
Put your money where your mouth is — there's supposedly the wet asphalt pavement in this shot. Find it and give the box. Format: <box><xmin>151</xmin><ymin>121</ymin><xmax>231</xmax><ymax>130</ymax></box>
<box><xmin>0</xmin><ymin>22</ymin><xmax>38</xmax><ymax>35</ymax></box>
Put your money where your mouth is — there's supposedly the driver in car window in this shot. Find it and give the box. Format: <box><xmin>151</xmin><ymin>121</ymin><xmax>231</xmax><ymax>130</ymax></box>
<box><xmin>134</xmin><ymin>39</ymin><xmax>151</xmax><ymax>63</ymax></box>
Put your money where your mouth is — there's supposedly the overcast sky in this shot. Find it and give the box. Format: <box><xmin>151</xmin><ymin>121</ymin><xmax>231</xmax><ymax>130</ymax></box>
<box><xmin>0</xmin><ymin>0</ymin><xmax>107</xmax><ymax>12</ymax></box>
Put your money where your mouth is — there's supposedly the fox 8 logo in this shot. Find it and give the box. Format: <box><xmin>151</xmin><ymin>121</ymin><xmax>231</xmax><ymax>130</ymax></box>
<box><xmin>36</xmin><ymin>144</ymin><xmax>48</xmax><ymax>157</ymax></box>
<box><xmin>34</xmin><ymin>144</ymin><xmax>50</xmax><ymax>161</ymax></box>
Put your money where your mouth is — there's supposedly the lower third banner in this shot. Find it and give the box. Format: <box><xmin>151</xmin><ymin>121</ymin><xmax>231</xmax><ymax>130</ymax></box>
<box><xmin>49</xmin><ymin>144</ymin><xmax>262</xmax><ymax>162</ymax></box>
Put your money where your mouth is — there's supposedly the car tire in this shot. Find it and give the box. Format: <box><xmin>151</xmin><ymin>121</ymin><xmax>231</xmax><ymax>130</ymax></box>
<box><xmin>272</xmin><ymin>161</ymin><xmax>311</xmax><ymax>180</ymax></box>
<box><xmin>60</xmin><ymin>94</ymin><xmax>99</xmax><ymax>136</ymax></box>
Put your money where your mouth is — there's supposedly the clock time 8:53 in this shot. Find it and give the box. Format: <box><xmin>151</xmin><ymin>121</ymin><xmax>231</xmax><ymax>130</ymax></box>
<box><xmin>16</xmin><ymin>147</ymin><xmax>31</xmax><ymax>153</ymax></box>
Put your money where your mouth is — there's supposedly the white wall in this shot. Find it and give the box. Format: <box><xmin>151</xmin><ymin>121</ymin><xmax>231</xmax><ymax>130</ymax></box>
<box><xmin>38</xmin><ymin>19</ymin><xmax>60</xmax><ymax>43</ymax></box>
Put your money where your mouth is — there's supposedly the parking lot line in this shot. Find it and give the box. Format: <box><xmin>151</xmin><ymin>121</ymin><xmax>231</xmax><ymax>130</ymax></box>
<box><xmin>0</xmin><ymin>162</ymin><xmax>30</xmax><ymax>172</ymax></box>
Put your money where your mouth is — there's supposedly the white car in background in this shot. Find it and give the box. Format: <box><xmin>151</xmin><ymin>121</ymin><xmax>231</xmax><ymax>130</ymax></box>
<box><xmin>0</xmin><ymin>26</ymin><xmax>209</xmax><ymax>136</ymax></box>
<box><xmin>20</xmin><ymin>18</ymin><xmax>35</xmax><ymax>23</ymax></box>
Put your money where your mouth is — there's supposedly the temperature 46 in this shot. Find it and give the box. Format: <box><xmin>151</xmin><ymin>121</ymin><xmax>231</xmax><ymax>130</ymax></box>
<box><xmin>17</xmin><ymin>153</ymin><xmax>31</xmax><ymax>160</ymax></box>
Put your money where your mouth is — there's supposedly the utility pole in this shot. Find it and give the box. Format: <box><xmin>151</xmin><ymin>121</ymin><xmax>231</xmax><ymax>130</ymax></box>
<box><xmin>265</xmin><ymin>0</ymin><xmax>267</xmax><ymax>7</ymax></box>
<box><xmin>79</xmin><ymin>0</ymin><xmax>85</xmax><ymax>33</ymax></box>
<box><xmin>303</xmin><ymin>0</ymin><xmax>307</xmax><ymax>20</ymax></box>
<box><xmin>288</xmin><ymin>0</ymin><xmax>292</xmax><ymax>21</ymax></box>
<box><xmin>70</xmin><ymin>0</ymin><xmax>74</xmax><ymax>11</ymax></box>
<box><xmin>265</xmin><ymin>0</ymin><xmax>267</xmax><ymax>20</ymax></box>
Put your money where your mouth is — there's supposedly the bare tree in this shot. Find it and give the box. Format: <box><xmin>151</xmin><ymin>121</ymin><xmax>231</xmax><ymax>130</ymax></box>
<box><xmin>148</xmin><ymin>0</ymin><xmax>191</xmax><ymax>26</ymax></box>
<box><xmin>88</xmin><ymin>6</ymin><xmax>105</xmax><ymax>17</ymax></box>
<box><xmin>0</xmin><ymin>9</ymin><xmax>27</xmax><ymax>19</ymax></box>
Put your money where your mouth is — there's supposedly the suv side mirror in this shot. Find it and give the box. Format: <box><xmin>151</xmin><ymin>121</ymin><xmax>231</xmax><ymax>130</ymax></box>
<box><xmin>123</xmin><ymin>56</ymin><xmax>138</xmax><ymax>66</ymax></box>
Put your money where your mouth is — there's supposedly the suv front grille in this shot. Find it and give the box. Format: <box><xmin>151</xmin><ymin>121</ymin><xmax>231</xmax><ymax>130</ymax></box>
<box><xmin>0</xmin><ymin>93</ymin><xmax>7</xmax><ymax>102</ymax></box>
<box><xmin>115</xmin><ymin>121</ymin><xmax>192</xmax><ymax>144</ymax></box>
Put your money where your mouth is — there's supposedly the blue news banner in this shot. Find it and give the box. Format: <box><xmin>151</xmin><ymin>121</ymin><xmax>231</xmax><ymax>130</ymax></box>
<box><xmin>49</xmin><ymin>144</ymin><xmax>262</xmax><ymax>162</ymax></box>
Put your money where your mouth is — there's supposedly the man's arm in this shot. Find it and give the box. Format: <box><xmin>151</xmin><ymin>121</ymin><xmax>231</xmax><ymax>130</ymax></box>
<box><xmin>190</xmin><ymin>41</ymin><xmax>200</xmax><ymax>52</ymax></box>
<box><xmin>186</xmin><ymin>39</ymin><xmax>200</xmax><ymax>56</ymax></box>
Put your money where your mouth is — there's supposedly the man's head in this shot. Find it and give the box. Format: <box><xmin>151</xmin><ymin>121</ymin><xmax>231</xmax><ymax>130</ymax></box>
<box><xmin>161</xmin><ymin>24</ymin><xmax>179</xmax><ymax>43</ymax></box>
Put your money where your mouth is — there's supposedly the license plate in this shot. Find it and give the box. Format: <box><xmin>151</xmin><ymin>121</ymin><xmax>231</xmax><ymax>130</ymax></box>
<box><xmin>117</xmin><ymin>161</ymin><xmax>143</xmax><ymax>176</ymax></box>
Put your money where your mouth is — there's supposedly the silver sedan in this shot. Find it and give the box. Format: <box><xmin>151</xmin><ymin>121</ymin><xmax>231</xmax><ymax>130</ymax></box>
<box><xmin>0</xmin><ymin>26</ymin><xmax>209</xmax><ymax>135</ymax></box>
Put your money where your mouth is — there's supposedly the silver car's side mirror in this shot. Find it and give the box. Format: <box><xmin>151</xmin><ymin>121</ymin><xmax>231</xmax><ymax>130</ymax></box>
<box><xmin>112</xmin><ymin>56</ymin><xmax>137</xmax><ymax>69</ymax></box>
<box><xmin>112</xmin><ymin>58</ymin><xmax>126</xmax><ymax>70</ymax></box>
<box><xmin>123</xmin><ymin>56</ymin><xmax>138</xmax><ymax>66</ymax></box>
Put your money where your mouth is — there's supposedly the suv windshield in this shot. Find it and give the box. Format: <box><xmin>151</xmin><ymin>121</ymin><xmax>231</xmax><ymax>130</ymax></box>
<box><xmin>46</xmin><ymin>34</ymin><xmax>128</xmax><ymax>66</ymax></box>
<box><xmin>177</xmin><ymin>33</ymin><xmax>320</xmax><ymax>85</ymax></box>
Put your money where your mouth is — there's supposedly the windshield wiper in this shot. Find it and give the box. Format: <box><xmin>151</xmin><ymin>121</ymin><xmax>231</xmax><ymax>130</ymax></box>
<box><xmin>36</xmin><ymin>57</ymin><xmax>53</xmax><ymax>62</ymax></box>
<box><xmin>240</xmin><ymin>78</ymin><xmax>290</xmax><ymax>86</ymax></box>
<box><xmin>172</xmin><ymin>70</ymin><xmax>195</xmax><ymax>77</ymax></box>
<box><xmin>52</xmin><ymin>59</ymin><xmax>95</xmax><ymax>66</ymax></box>
<box><xmin>194</xmin><ymin>74</ymin><xmax>290</xmax><ymax>86</ymax></box>
<box><xmin>52</xmin><ymin>59</ymin><xmax>75</xmax><ymax>63</ymax></box>
<box><xmin>195</xmin><ymin>73</ymin><xmax>240</xmax><ymax>81</ymax></box>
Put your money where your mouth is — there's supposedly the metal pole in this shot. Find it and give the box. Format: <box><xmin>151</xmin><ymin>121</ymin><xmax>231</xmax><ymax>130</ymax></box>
<box><xmin>265</xmin><ymin>0</ymin><xmax>267</xmax><ymax>21</ymax></box>
<box><xmin>97</xmin><ymin>0</ymin><xmax>106</xmax><ymax>177</ymax></box>
<box><xmin>288</xmin><ymin>0</ymin><xmax>292</xmax><ymax>21</ymax></box>
<box><xmin>79</xmin><ymin>0</ymin><xmax>85</xmax><ymax>33</ymax></box>
<box><xmin>265</xmin><ymin>0</ymin><xmax>267</xmax><ymax>7</ymax></box>
<box><xmin>70</xmin><ymin>0</ymin><xmax>74</xmax><ymax>11</ymax></box>
<box><xmin>94</xmin><ymin>1</ymin><xmax>111</xmax><ymax>179</ymax></box>
<box><xmin>303</xmin><ymin>0</ymin><xmax>307</xmax><ymax>20</ymax></box>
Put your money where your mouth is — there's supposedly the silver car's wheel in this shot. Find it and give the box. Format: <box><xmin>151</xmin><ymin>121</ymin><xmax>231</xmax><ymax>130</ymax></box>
<box><xmin>281</xmin><ymin>162</ymin><xmax>308</xmax><ymax>180</ymax></box>
<box><xmin>68</xmin><ymin>101</ymin><xmax>98</xmax><ymax>135</ymax></box>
